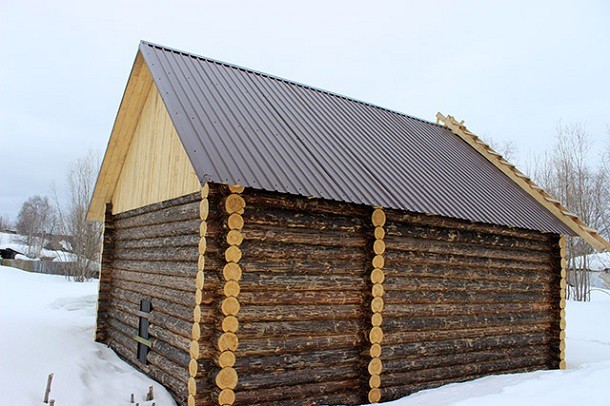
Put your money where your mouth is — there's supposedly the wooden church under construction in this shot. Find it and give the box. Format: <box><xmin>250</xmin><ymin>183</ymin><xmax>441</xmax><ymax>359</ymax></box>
<box><xmin>88</xmin><ymin>41</ymin><xmax>610</xmax><ymax>406</ymax></box>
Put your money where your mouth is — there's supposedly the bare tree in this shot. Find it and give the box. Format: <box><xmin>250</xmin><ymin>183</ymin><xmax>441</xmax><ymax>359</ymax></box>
<box><xmin>54</xmin><ymin>151</ymin><xmax>103</xmax><ymax>281</ymax></box>
<box><xmin>15</xmin><ymin>195</ymin><xmax>56</xmax><ymax>257</ymax></box>
<box><xmin>529</xmin><ymin>123</ymin><xmax>609</xmax><ymax>301</ymax></box>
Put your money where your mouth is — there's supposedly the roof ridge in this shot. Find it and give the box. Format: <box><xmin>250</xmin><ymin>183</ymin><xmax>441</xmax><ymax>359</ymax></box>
<box><xmin>437</xmin><ymin>112</ymin><xmax>609</xmax><ymax>252</ymax></box>
<box><xmin>139</xmin><ymin>40</ymin><xmax>445</xmax><ymax>130</ymax></box>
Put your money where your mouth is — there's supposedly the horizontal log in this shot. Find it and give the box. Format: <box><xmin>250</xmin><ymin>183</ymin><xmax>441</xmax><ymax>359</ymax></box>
<box><xmin>382</xmin><ymin>333</ymin><xmax>551</xmax><ymax>361</ymax></box>
<box><xmin>384</xmin><ymin>264</ymin><xmax>555</xmax><ymax>285</ymax></box>
<box><xmin>241</xmin><ymin>188</ymin><xmax>370</xmax><ymax>218</ymax></box>
<box><xmin>233</xmin><ymin>364</ymin><xmax>360</xmax><ymax>391</ymax></box>
<box><xmin>385</xmin><ymin>235</ymin><xmax>552</xmax><ymax>264</ymax></box>
<box><xmin>384</xmin><ymin>289</ymin><xmax>553</xmax><ymax>305</ymax></box>
<box><xmin>148</xmin><ymin>324</ymin><xmax>192</xmax><ymax>354</ymax></box>
<box><xmin>380</xmin><ymin>364</ymin><xmax>550</xmax><ymax>401</ymax></box>
<box><xmin>384</xmin><ymin>275</ymin><xmax>551</xmax><ymax>294</ymax></box>
<box><xmin>384</xmin><ymin>302</ymin><xmax>554</xmax><ymax>318</ymax></box>
<box><xmin>109</xmin><ymin>259</ymin><xmax>198</xmax><ymax>278</ymax></box>
<box><xmin>240</xmin><ymin>240</ymin><xmax>367</xmax><ymax>263</ymax></box>
<box><xmin>233</xmin><ymin>378</ymin><xmax>363</xmax><ymax>405</ymax></box>
<box><xmin>239</xmin><ymin>272</ymin><xmax>366</xmax><ymax>292</ymax></box>
<box><xmin>112</xmin><ymin>195</ymin><xmax>201</xmax><ymax>229</ymax></box>
<box><xmin>112</xmin><ymin>268</ymin><xmax>195</xmax><ymax>292</ymax></box>
<box><xmin>385</xmin><ymin>250</ymin><xmax>551</xmax><ymax>272</ymax></box>
<box><xmin>234</xmin><ymin>347</ymin><xmax>363</xmax><ymax>373</ymax></box>
<box><xmin>238</xmin><ymin>319</ymin><xmax>363</xmax><ymax>338</ymax></box>
<box><xmin>147</xmin><ymin>349</ymin><xmax>190</xmax><ymax>383</ymax></box>
<box><xmin>383</xmin><ymin>322</ymin><xmax>552</xmax><ymax>345</ymax></box>
<box><xmin>113</xmin><ymin>219</ymin><xmax>201</xmax><ymax>242</ymax></box>
<box><xmin>111</xmin><ymin>279</ymin><xmax>201</xmax><ymax>307</ymax></box>
<box><xmin>109</xmin><ymin>287</ymin><xmax>195</xmax><ymax>322</ymax></box>
<box><xmin>385</xmin><ymin>221</ymin><xmax>552</xmax><ymax>252</ymax></box>
<box><xmin>242</xmin><ymin>222</ymin><xmax>367</xmax><ymax>248</ymax></box>
<box><xmin>383</xmin><ymin>311</ymin><xmax>554</xmax><ymax>333</ymax></box>
<box><xmin>238</xmin><ymin>290</ymin><xmax>365</xmax><ymax>306</ymax></box>
<box><xmin>243</xmin><ymin>205</ymin><xmax>365</xmax><ymax>232</ymax></box>
<box><xmin>113</xmin><ymin>233</ymin><xmax>199</xmax><ymax>250</ymax></box>
<box><xmin>385</xmin><ymin>210</ymin><xmax>551</xmax><ymax>242</ymax></box>
<box><xmin>382</xmin><ymin>353</ymin><xmax>553</xmax><ymax>388</ymax></box>
<box><xmin>237</xmin><ymin>333</ymin><xmax>364</xmax><ymax>357</ymax></box>
<box><xmin>112</xmin><ymin>246</ymin><xmax>199</xmax><ymax>263</ymax></box>
<box><xmin>240</xmin><ymin>258</ymin><xmax>366</xmax><ymax>276</ymax></box>
<box><xmin>238</xmin><ymin>304</ymin><xmax>363</xmax><ymax>322</ymax></box>
<box><xmin>147</xmin><ymin>361</ymin><xmax>189</xmax><ymax>401</ymax></box>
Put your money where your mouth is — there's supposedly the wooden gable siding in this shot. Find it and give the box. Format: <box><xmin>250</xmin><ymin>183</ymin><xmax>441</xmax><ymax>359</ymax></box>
<box><xmin>111</xmin><ymin>82</ymin><xmax>200</xmax><ymax>215</ymax></box>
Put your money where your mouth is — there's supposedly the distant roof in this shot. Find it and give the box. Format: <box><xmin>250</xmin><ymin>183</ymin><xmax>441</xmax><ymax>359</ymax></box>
<box><xmin>140</xmin><ymin>41</ymin><xmax>575</xmax><ymax>236</ymax></box>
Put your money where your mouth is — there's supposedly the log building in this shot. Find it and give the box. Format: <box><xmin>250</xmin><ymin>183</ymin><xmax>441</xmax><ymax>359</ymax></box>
<box><xmin>87</xmin><ymin>41</ymin><xmax>610</xmax><ymax>406</ymax></box>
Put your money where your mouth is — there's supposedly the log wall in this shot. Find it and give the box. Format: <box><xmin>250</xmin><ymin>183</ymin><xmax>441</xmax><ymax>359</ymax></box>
<box><xmin>97</xmin><ymin>192</ymin><xmax>202</xmax><ymax>404</ymax></box>
<box><xmin>97</xmin><ymin>184</ymin><xmax>563</xmax><ymax>405</ymax></box>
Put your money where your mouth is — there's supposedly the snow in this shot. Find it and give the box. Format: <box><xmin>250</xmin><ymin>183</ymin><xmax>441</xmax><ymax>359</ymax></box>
<box><xmin>584</xmin><ymin>252</ymin><xmax>610</xmax><ymax>271</ymax></box>
<box><xmin>0</xmin><ymin>265</ymin><xmax>176</xmax><ymax>406</ymax></box>
<box><xmin>1</xmin><ymin>264</ymin><xmax>610</xmax><ymax>406</ymax></box>
<box><xmin>0</xmin><ymin>231</ymin><xmax>76</xmax><ymax>261</ymax></box>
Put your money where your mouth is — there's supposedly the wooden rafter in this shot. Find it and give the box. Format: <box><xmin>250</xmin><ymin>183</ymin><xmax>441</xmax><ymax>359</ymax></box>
<box><xmin>436</xmin><ymin>112</ymin><xmax>610</xmax><ymax>252</ymax></box>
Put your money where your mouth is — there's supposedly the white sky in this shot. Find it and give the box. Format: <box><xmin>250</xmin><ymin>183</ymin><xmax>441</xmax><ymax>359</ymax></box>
<box><xmin>1</xmin><ymin>0</ymin><xmax>608</xmax><ymax>221</ymax></box>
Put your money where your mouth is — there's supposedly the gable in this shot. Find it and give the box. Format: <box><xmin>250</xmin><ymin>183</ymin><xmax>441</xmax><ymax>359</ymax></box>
<box><xmin>111</xmin><ymin>83</ymin><xmax>200</xmax><ymax>214</ymax></box>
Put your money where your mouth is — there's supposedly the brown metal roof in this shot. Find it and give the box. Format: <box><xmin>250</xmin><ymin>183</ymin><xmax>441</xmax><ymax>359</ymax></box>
<box><xmin>140</xmin><ymin>41</ymin><xmax>574</xmax><ymax>235</ymax></box>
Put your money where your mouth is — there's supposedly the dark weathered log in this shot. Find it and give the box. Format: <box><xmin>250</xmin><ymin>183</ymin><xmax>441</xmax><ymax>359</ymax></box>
<box><xmin>384</xmin><ymin>250</ymin><xmax>551</xmax><ymax>272</ymax></box>
<box><xmin>111</xmin><ymin>268</ymin><xmax>195</xmax><ymax>292</ymax></box>
<box><xmin>242</xmin><ymin>223</ymin><xmax>366</xmax><ymax>248</ymax></box>
<box><xmin>147</xmin><ymin>364</ymin><xmax>189</xmax><ymax>401</ymax></box>
<box><xmin>147</xmin><ymin>350</ymin><xmax>190</xmax><ymax>383</ymax></box>
<box><xmin>240</xmin><ymin>259</ymin><xmax>366</xmax><ymax>275</ymax></box>
<box><xmin>240</xmin><ymin>240</ymin><xmax>367</xmax><ymax>263</ymax></box>
<box><xmin>238</xmin><ymin>304</ymin><xmax>363</xmax><ymax>322</ymax></box>
<box><xmin>112</xmin><ymin>279</ymin><xmax>213</xmax><ymax>307</ymax></box>
<box><xmin>383</xmin><ymin>302</ymin><xmax>554</xmax><ymax>318</ymax></box>
<box><xmin>238</xmin><ymin>319</ymin><xmax>363</xmax><ymax>338</ymax></box>
<box><xmin>234</xmin><ymin>348</ymin><xmax>363</xmax><ymax>373</ymax></box>
<box><xmin>383</xmin><ymin>264</ymin><xmax>554</xmax><ymax>284</ymax></box>
<box><xmin>109</xmin><ymin>259</ymin><xmax>198</xmax><ymax>278</ymax></box>
<box><xmin>151</xmin><ymin>334</ymin><xmax>192</xmax><ymax>366</ymax></box>
<box><xmin>112</xmin><ymin>246</ymin><xmax>199</xmax><ymax>263</ymax></box>
<box><xmin>384</xmin><ymin>289</ymin><xmax>553</xmax><ymax>305</ymax></box>
<box><xmin>96</xmin><ymin>205</ymin><xmax>115</xmax><ymax>344</ymax></box>
<box><xmin>231</xmin><ymin>379</ymin><xmax>363</xmax><ymax>405</ymax></box>
<box><xmin>232</xmin><ymin>364</ymin><xmax>360</xmax><ymax>391</ymax></box>
<box><xmin>383</xmin><ymin>322</ymin><xmax>551</xmax><ymax>345</ymax></box>
<box><xmin>382</xmin><ymin>353</ymin><xmax>553</xmax><ymax>388</ymax></box>
<box><xmin>148</xmin><ymin>324</ymin><xmax>192</xmax><ymax>354</ymax></box>
<box><xmin>385</xmin><ymin>221</ymin><xmax>552</xmax><ymax>252</ymax></box>
<box><xmin>385</xmin><ymin>210</ymin><xmax>551</xmax><ymax>242</ymax></box>
<box><xmin>109</xmin><ymin>287</ymin><xmax>195</xmax><ymax>322</ymax></box>
<box><xmin>385</xmin><ymin>235</ymin><xmax>552</xmax><ymax>264</ymax></box>
<box><xmin>236</xmin><ymin>334</ymin><xmax>364</xmax><ymax>357</ymax></box>
<box><xmin>238</xmin><ymin>290</ymin><xmax>365</xmax><ymax>306</ymax></box>
<box><xmin>115</xmin><ymin>197</ymin><xmax>201</xmax><ymax>228</ymax></box>
<box><xmin>383</xmin><ymin>312</ymin><xmax>553</xmax><ymax>333</ymax></box>
<box><xmin>113</xmin><ymin>233</ymin><xmax>200</xmax><ymax>250</ymax></box>
<box><xmin>384</xmin><ymin>275</ymin><xmax>551</xmax><ymax>294</ymax></box>
<box><xmin>243</xmin><ymin>205</ymin><xmax>365</xmax><ymax>232</ymax></box>
<box><xmin>380</xmin><ymin>364</ymin><xmax>549</xmax><ymax>401</ymax></box>
<box><xmin>382</xmin><ymin>334</ymin><xmax>551</xmax><ymax>361</ymax></box>
<box><xmin>113</xmin><ymin>219</ymin><xmax>201</xmax><ymax>242</ymax></box>
<box><xmin>238</xmin><ymin>272</ymin><xmax>366</xmax><ymax>292</ymax></box>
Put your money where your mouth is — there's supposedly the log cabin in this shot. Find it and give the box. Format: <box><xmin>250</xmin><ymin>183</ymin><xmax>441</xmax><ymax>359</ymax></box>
<box><xmin>87</xmin><ymin>41</ymin><xmax>610</xmax><ymax>406</ymax></box>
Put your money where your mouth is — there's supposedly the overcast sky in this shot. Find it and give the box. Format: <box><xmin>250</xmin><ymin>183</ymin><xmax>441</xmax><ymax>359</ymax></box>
<box><xmin>1</xmin><ymin>0</ymin><xmax>608</xmax><ymax>221</ymax></box>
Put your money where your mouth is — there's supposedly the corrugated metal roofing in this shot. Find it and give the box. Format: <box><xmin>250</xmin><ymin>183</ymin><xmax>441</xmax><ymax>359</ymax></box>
<box><xmin>140</xmin><ymin>41</ymin><xmax>574</xmax><ymax>235</ymax></box>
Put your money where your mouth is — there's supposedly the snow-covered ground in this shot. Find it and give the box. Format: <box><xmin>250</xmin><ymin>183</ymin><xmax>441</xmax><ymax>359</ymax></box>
<box><xmin>1</xmin><ymin>264</ymin><xmax>609</xmax><ymax>406</ymax></box>
<box><xmin>0</xmin><ymin>265</ymin><xmax>176</xmax><ymax>405</ymax></box>
<box><xmin>0</xmin><ymin>232</ymin><xmax>75</xmax><ymax>261</ymax></box>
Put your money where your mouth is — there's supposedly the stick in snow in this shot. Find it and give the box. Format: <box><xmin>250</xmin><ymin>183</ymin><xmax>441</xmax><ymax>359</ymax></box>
<box><xmin>130</xmin><ymin>393</ymin><xmax>135</xmax><ymax>403</ymax></box>
<box><xmin>146</xmin><ymin>386</ymin><xmax>154</xmax><ymax>401</ymax></box>
<box><xmin>43</xmin><ymin>373</ymin><xmax>54</xmax><ymax>403</ymax></box>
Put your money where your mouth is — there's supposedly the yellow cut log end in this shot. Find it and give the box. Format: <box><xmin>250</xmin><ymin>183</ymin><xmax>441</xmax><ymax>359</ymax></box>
<box><xmin>223</xmin><ymin>263</ymin><xmax>242</xmax><ymax>281</ymax></box>
<box><xmin>215</xmin><ymin>367</ymin><xmax>238</xmax><ymax>390</ymax></box>
<box><xmin>222</xmin><ymin>316</ymin><xmax>239</xmax><ymax>333</ymax></box>
<box><xmin>369</xmin><ymin>374</ymin><xmax>381</xmax><ymax>389</ymax></box>
<box><xmin>368</xmin><ymin>357</ymin><xmax>383</xmax><ymax>375</ymax></box>
<box><xmin>371</xmin><ymin>297</ymin><xmax>384</xmax><ymax>313</ymax></box>
<box><xmin>218</xmin><ymin>332</ymin><xmax>239</xmax><ymax>352</ymax></box>
<box><xmin>190</xmin><ymin>340</ymin><xmax>200</xmax><ymax>359</ymax></box>
<box><xmin>368</xmin><ymin>387</ymin><xmax>381</xmax><ymax>403</ymax></box>
<box><xmin>371</xmin><ymin>209</ymin><xmax>386</xmax><ymax>227</ymax></box>
<box><xmin>370</xmin><ymin>343</ymin><xmax>382</xmax><ymax>358</ymax></box>
<box><xmin>225</xmin><ymin>246</ymin><xmax>242</xmax><ymax>263</ymax></box>
<box><xmin>196</xmin><ymin>271</ymin><xmax>205</xmax><ymax>290</ymax></box>
<box><xmin>227</xmin><ymin>214</ymin><xmax>244</xmax><ymax>230</ymax></box>
<box><xmin>188</xmin><ymin>376</ymin><xmax>196</xmax><ymax>396</ymax></box>
<box><xmin>200</xmin><ymin>221</ymin><xmax>208</xmax><ymax>237</ymax></box>
<box><xmin>226</xmin><ymin>229</ymin><xmax>244</xmax><ymax>246</ymax></box>
<box><xmin>370</xmin><ymin>268</ymin><xmax>385</xmax><ymax>284</ymax></box>
<box><xmin>372</xmin><ymin>283</ymin><xmax>384</xmax><ymax>298</ymax></box>
<box><xmin>369</xmin><ymin>326</ymin><xmax>384</xmax><ymax>344</ymax></box>
<box><xmin>221</xmin><ymin>297</ymin><xmax>240</xmax><ymax>316</ymax></box>
<box><xmin>193</xmin><ymin>305</ymin><xmax>201</xmax><ymax>323</ymax></box>
<box><xmin>371</xmin><ymin>313</ymin><xmax>382</xmax><ymax>327</ymax></box>
<box><xmin>198</xmin><ymin>237</ymin><xmax>207</xmax><ymax>253</ymax></box>
<box><xmin>192</xmin><ymin>322</ymin><xmax>201</xmax><ymax>341</ymax></box>
<box><xmin>372</xmin><ymin>255</ymin><xmax>384</xmax><ymax>269</ymax></box>
<box><xmin>200</xmin><ymin>199</ymin><xmax>209</xmax><ymax>221</ymax></box>
<box><xmin>223</xmin><ymin>280</ymin><xmax>241</xmax><ymax>297</ymax></box>
<box><xmin>218</xmin><ymin>350</ymin><xmax>236</xmax><ymax>368</ymax></box>
<box><xmin>188</xmin><ymin>394</ymin><xmax>196</xmax><ymax>406</ymax></box>
<box><xmin>189</xmin><ymin>358</ymin><xmax>198</xmax><ymax>377</ymax></box>
<box><xmin>374</xmin><ymin>226</ymin><xmax>385</xmax><ymax>240</ymax></box>
<box><xmin>201</xmin><ymin>183</ymin><xmax>209</xmax><ymax>199</ymax></box>
<box><xmin>225</xmin><ymin>194</ymin><xmax>246</xmax><ymax>214</ymax></box>
<box><xmin>228</xmin><ymin>184</ymin><xmax>245</xmax><ymax>194</ymax></box>
<box><xmin>218</xmin><ymin>388</ymin><xmax>236</xmax><ymax>405</ymax></box>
